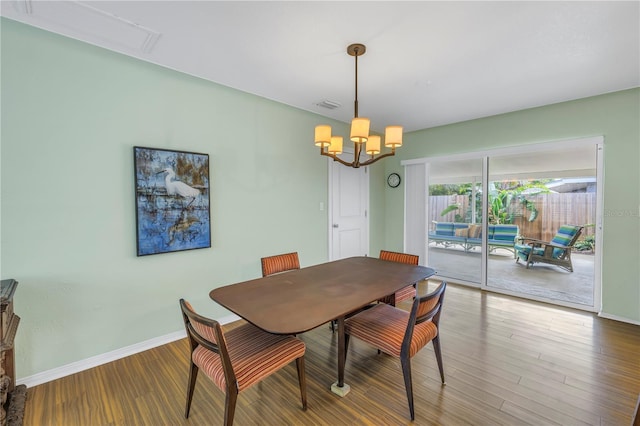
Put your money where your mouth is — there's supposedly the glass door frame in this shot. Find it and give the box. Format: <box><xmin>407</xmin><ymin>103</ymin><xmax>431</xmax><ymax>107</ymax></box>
<box><xmin>403</xmin><ymin>136</ymin><xmax>603</xmax><ymax>313</ymax></box>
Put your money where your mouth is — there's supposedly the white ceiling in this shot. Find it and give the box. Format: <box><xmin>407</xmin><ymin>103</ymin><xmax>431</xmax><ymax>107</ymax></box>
<box><xmin>2</xmin><ymin>1</ymin><xmax>639</xmax><ymax>133</ymax></box>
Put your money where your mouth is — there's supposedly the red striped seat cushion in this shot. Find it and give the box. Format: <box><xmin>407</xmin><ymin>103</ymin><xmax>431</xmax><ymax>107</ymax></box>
<box><xmin>192</xmin><ymin>323</ymin><xmax>305</xmax><ymax>391</ymax></box>
<box><xmin>345</xmin><ymin>303</ymin><xmax>437</xmax><ymax>358</ymax></box>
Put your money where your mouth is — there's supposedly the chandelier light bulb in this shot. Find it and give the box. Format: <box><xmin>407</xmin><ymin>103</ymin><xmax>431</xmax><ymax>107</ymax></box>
<box><xmin>366</xmin><ymin>135</ymin><xmax>381</xmax><ymax>155</ymax></box>
<box><xmin>385</xmin><ymin>126</ymin><xmax>403</xmax><ymax>148</ymax></box>
<box><xmin>315</xmin><ymin>125</ymin><xmax>332</xmax><ymax>147</ymax></box>
<box><xmin>329</xmin><ymin>136</ymin><xmax>343</xmax><ymax>154</ymax></box>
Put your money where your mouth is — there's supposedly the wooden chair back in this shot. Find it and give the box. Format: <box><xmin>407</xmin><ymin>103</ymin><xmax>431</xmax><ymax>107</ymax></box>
<box><xmin>403</xmin><ymin>282</ymin><xmax>447</xmax><ymax>358</ymax></box>
<box><xmin>179</xmin><ymin>299</ymin><xmax>235</xmax><ymax>400</ymax></box>
<box><xmin>261</xmin><ymin>252</ymin><xmax>300</xmax><ymax>277</ymax></box>
<box><xmin>378</xmin><ymin>250</ymin><xmax>420</xmax><ymax>305</ymax></box>
<box><xmin>379</xmin><ymin>250</ymin><xmax>419</xmax><ymax>265</ymax></box>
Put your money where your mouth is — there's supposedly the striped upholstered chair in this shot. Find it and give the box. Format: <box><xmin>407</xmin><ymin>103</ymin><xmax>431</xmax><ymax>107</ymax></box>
<box><xmin>515</xmin><ymin>225</ymin><xmax>584</xmax><ymax>272</ymax></box>
<box><xmin>261</xmin><ymin>252</ymin><xmax>300</xmax><ymax>277</ymax></box>
<box><xmin>378</xmin><ymin>250</ymin><xmax>420</xmax><ymax>306</ymax></box>
<box><xmin>344</xmin><ymin>281</ymin><xmax>447</xmax><ymax>421</ymax></box>
<box><xmin>179</xmin><ymin>299</ymin><xmax>307</xmax><ymax>425</ymax></box>
<box><xmin>330</xmin><ymin>250</ymin><xmax>420</xmax><ymax>333</ymax></box>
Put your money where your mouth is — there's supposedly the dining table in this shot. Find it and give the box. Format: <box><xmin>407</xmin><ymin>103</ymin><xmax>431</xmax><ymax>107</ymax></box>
<box><xmin>209</xmin><ymin>256</ymin><xmax>436</xmax><ymax>396</ymax></box>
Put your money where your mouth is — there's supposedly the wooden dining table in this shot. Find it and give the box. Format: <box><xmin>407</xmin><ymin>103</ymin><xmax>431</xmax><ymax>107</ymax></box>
<box><xmin>209</xmin><ymin>256</ymin><xmax>436</xmax><ymax>396</ymax></box>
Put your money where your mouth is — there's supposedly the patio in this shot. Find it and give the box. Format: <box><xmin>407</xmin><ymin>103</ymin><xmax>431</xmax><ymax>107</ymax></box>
<box><xmin>427</xmin><ymin>245</ymin><xmax>595</xmax><ymax>306</ymax></box>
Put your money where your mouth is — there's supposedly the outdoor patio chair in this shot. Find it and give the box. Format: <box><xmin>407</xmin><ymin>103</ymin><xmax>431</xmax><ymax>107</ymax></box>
<box><xmin>515</xmin><ymin>225</ymin><xmax>584</xmax><ymax>272</ymax></box>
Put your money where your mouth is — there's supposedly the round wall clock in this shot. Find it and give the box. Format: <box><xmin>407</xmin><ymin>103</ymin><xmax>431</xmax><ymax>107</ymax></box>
<box><xmin>387</xmin><ymin>172</ymin><xmax>401</xmax><ymax>188</ymax></box>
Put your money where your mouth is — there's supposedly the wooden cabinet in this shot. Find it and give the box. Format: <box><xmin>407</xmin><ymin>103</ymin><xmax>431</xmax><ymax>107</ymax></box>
<box><xmin>1</xmin><ymin>279</ymin><xmax>25</xmax><ymax>426</ymax></box>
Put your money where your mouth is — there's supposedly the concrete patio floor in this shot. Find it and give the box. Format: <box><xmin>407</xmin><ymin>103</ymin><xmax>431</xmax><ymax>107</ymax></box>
<box><xmin>427</xmin><ymin>245</ymin><xmax>595</xmax><ymax>306</ymax></box>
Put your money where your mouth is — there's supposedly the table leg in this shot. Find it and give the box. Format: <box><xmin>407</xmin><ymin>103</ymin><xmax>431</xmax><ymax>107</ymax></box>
<box><xmin>330</xmin><ymin>316</ymin><xmax>351</xmax><ymax>397</ymax></box>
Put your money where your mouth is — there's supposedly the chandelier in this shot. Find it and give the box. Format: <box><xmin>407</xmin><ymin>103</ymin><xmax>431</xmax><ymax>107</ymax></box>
<box><xmin>314</xmin><ymin>43</ymin><xmax>403</xmax><ymax>168</ymax></box>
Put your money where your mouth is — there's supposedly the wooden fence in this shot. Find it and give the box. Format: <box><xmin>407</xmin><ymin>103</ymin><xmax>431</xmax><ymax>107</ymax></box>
<box><xmin>429</xmin><ymin>193</ymin><xmax>596</xmax><ymax>242</ymax></box>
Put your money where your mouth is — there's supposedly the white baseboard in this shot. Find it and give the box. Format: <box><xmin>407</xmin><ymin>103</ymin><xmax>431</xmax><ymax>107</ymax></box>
<box><xmin>598</xmin><ymin>311</ymin><xmax>640</xmax><ymax>326</ymax></box>
<box><xmin>17</xmin><ymin>313</ymin><xmax>241</xmax><ymax>388</ymax></box>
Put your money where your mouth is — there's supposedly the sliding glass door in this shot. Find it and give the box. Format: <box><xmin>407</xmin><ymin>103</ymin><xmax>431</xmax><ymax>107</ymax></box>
<box><xmin>415</xmin><ymin>137</ymin><xmax>602</xmax><ymax>311</ymax></box>
<box><xmin>486</xmin><ymin>146</ymin><xmax>598</xmax><ymax>307</ymax></box>
<box><xmin>426</xmin><ymin>158</ymin><xmax>484</xmax><ymax>286</ymax></box>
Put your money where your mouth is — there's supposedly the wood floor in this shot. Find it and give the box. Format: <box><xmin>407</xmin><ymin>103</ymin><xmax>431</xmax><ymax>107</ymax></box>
<box><xmin>24</xmin><ymin>283</ymin><xmax>640</xmax><ymax>425</ymax></box>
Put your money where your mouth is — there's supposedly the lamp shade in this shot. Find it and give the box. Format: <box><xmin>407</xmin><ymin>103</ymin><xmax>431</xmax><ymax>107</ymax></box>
<box><xmin>315</xmin><ymin>125</ymin><xmax>332</xmax><ymax>147</ymax></box>
<box><xmin>350</xmin><ymin>117</ymin><xmax>370</xmax><ymax>143</ymax></box>
<box><xmin>329</xmin><ymin>136</ymin><xmax>343</xmax><ymax>154</ymax></box>
<box><xmin>365</xmin><ymin>135</ymin><xmax>381</xmax><ymax>155</ymax></box>
<box><xmin>384</xmin><ymin>125</ymin><xmax>403</xmax><ymax>148</ymax></box>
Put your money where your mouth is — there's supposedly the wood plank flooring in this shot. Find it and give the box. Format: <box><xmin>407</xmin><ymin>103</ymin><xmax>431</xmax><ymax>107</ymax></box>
<box><xmin>24</xmin><ymin>282</ymin><xmax>640</xmax><ymax>425</ymax></box>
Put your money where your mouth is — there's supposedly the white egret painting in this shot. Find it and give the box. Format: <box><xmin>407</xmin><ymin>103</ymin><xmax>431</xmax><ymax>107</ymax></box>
<box><xmin>134</xmin><ymin>146</ymin><xmax>211</xmax><ymax>256</ymax></box>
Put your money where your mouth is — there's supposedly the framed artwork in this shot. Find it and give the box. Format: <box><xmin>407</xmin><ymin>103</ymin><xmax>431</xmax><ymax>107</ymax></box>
<box><xmin>134</xmin><ymin>146</ymin><xmax>211</xmax><ymax>256</ymax></box>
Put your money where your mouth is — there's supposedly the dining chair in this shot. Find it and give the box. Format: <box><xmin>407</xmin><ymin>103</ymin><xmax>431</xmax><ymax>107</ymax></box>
<box><xmin>330</xmin><ymin>250</ymin><xmax>420</xmax><ymax>333</ymax></box>
<box><xmin>378</xmin><ymin>250</ymin><xmax>420</xmax><ymax>306</ymax></box>
<box><xmin>179</xmin><ymin>299</ymin><xmax>307</xmax><ymax>425</ymax></box>
<box><xmin>344</xmin><ymin>281</ymin><xmax>447</xmax><ymax>421</ymax></box>
<box><xmin>261</xmin><ymin>252</ymin><xmax>300</xmax><ymax>277</ymax></box>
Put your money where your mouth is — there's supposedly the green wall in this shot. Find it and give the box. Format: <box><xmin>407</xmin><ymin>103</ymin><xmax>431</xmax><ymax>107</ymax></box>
<box><xmin>382</xmin><ymin>88</ymin><xmax>640</xmax><ymax>322</ymax></box>
<box><xmin>0</xmin><ymin>19</ymin><xmax>358</xmax><ymax>378</ymax></box>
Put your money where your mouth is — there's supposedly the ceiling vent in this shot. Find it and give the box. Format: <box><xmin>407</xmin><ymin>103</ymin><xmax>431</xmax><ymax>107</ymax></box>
<box><xmin>316</xmin><ymin>100</ymin><xmax>341</xmax><ymax>110</ymax></box>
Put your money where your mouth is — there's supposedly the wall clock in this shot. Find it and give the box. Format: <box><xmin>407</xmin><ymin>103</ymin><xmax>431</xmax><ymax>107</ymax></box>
<box><xmin>387</xmin><ymin>172</ymin><xmax>401</xmax><ymax>188</ymax></box>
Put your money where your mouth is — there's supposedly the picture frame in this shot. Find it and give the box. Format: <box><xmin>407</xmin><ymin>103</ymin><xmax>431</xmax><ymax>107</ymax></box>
<box><xmin>134</xmin><ymin>146</ymin><xmax>211</xmax><ymax>256</ymax></box>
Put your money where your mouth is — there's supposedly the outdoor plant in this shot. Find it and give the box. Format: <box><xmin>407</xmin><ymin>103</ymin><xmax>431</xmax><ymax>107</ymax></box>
<box><xmin>575</xmin><ymin>224</ymin><xmax>596</xmax><ymax>252</ymax></box>
<box><xmin>438</xmin><ymin>181</ymin><xmax>548</xmax><ymax>224</ymax></box>
<box><xmin>488</xmin><ymin>188</ymin><xmax>540</xmax><ymax>224</ymax></box>
<box><xmin>575</xmin><ymin>235</ymin><xmax>595</xmax><ymax>252</ymax></box>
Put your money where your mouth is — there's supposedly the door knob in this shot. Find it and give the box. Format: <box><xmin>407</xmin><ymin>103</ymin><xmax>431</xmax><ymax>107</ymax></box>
<box><xmin>333</xmin><ymin>224</ymin><xmax>339</xmax><ymax>228</ymax></box>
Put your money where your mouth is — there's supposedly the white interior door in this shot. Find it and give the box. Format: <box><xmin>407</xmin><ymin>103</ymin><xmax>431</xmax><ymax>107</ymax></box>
<box><xmin>329</xmin><ymin>160</ymin><xmax>369</xmax><ymax>260</ymax></box>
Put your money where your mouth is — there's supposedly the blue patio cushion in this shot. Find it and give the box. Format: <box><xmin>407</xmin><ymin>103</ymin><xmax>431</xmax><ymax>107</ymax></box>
<box><xmin>515</xmin><ymin>243</ymin><xmax>530</xmax><ymax>262</ymax></box>
<box><xmin>515</xmin><ymin>244</ymin><xmax>539</xmax><ymax>256</ymax></box>
<box><xmin>550</xmin><ymin>225</ymin><xmax>581</xmax><ymax>247</ymax></box>
<box><xmin>453</xmin><ymin>223</ymin><xmax>470</xmax><ymax>231</ymax></box>
<box><xmin>492</xmin><ymin>225</ymin><xmax>518</xmax><ymax>242</ymax></box>
<box><xmin>518</xmin><ymin>245</ymin><xmax>564</xmax><ymax>258</ymax></box>
<box><xmin>434</xmin><ymin>222</ymin><xmax>455</xmax><ymax>236</ymax></box>
<box><xmin>486</xmin><ymin>225</ymin><xmax>495</xmax><ymax>240</ymax></box>
<box><xmin>431</xmin><ymin>234</ymin><xmax>468</xmax><ymax>244</ymax></box>
<box><xmin>514</xmin><ymin>243</ymin><xmax>556</xmax><ymax>260</ymax></box>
